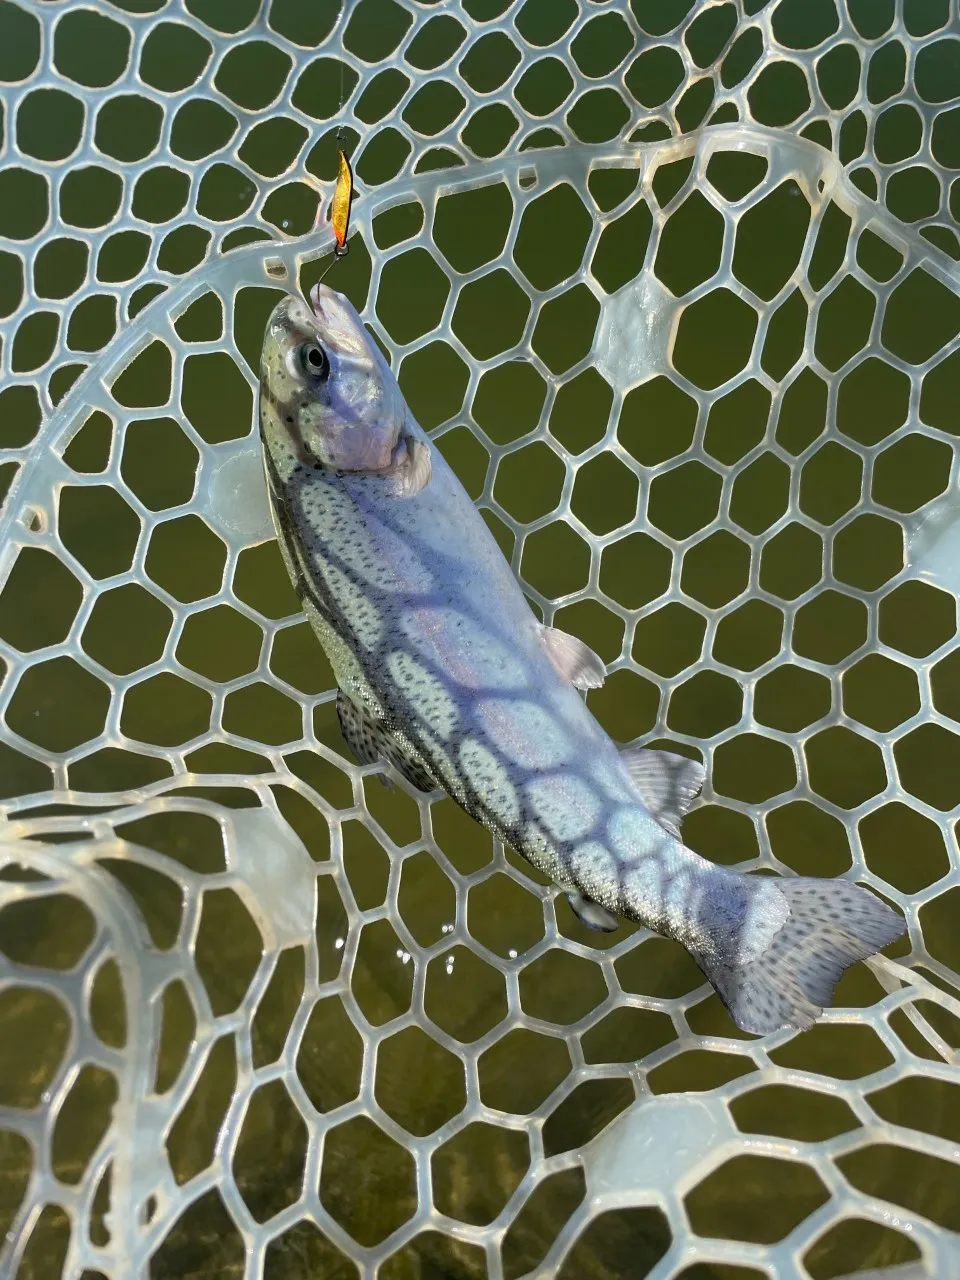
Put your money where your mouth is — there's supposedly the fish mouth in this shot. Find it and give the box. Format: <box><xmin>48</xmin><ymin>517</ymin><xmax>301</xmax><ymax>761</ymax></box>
<box><xmin>307</xmin><ymin>283</ymin><xmax>370</xmax><ymax>365</ymax></box>
<box><xmin>273</xmin><ymin>293</ymin><xmax>322</xmax><ymax>345</ymax></box>
<box><xmin>309</xmin><ymin>281</ymin><xmax>336</xmax><ymax>325</ymax></box>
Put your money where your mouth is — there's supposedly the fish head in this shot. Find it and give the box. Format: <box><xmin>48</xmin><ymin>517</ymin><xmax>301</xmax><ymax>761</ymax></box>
<box><xmin>260</xmin><ymin>283</ymin><xmax>404</xmax><ymax>475</ymax></box>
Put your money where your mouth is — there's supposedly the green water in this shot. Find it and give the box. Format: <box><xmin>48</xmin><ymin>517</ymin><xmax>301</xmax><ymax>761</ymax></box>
<box><xmin>2</xmin><ymin>1</ymin><xmax>960</xmax><ymax>1276</ymax></box>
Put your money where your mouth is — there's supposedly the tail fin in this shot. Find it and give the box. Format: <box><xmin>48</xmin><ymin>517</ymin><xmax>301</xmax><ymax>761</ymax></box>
<box><xmin>701</xmin><ymin>878</ymin><xmax>905</xmax><ymax>1036</ymax></box>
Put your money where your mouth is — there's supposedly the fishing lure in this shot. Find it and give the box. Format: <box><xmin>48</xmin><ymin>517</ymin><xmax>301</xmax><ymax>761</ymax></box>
<box><xmin>331</xmin><ymin>149</ymin><xmax>352</xmax><ymax>259</ymax></box>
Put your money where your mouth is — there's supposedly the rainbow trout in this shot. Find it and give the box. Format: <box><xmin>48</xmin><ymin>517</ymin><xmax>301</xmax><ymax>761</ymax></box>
<box><xmin>258</xmin><ymin>283</ymin><xmax>905</xmax><ymax>1035</ymax></box>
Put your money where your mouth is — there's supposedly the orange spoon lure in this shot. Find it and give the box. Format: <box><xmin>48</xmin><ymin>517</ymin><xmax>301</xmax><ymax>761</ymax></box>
<box><xmin>331</xmin><ymin>149</ymin><xmax>353</xmax><ymax>259</ymax></box>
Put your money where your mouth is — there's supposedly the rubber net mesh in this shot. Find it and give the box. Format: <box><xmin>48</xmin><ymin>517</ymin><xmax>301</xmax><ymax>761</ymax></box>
<box><xmin>1</xmin><ymin>0</ymin><xmax>960</xmax><ymax>1276</ymax></box>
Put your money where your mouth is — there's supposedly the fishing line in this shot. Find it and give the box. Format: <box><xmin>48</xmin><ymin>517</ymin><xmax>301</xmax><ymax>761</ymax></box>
<box><xmin>318</xmin><ymin>0</ymin><xmax>354</xmax><ymax>284</ymax></box>
<box><xmin>338</xmin><ymin>38</ymin><xmax>346</xmax><ymax>146</ymax></box>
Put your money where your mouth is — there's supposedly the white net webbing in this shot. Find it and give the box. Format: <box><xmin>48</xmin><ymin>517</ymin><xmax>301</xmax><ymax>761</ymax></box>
<box><xmin>1</xmin><ymin>0</ymin><xmax>960</xmax><ymax>1276</ymax></box>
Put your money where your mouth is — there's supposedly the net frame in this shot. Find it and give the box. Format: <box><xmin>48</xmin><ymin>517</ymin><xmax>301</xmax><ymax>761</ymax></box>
<box><xmin>0</xmin><ymin>0</ymin><xmax>959</xmax><ymax>1276</ymax></box>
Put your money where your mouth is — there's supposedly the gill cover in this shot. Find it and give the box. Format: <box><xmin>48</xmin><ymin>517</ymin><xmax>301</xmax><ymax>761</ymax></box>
<box><xmin>260</xmin><ymin>283</ymin><xmax>431</xmax><ymax>498</ymax></box>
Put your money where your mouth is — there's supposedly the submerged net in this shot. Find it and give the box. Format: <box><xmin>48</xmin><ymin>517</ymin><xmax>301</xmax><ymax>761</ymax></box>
<box><xmin>1</xmin><ymin>0</ymin><xmax>960</xmax><ymax>1276</ymax></box>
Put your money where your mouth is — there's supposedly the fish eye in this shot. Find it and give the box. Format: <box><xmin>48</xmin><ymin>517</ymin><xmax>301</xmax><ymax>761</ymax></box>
<box><xmin>300</xmin><ymin>342</ymin><xmax>329</xmax><ymax>380</ymax></box>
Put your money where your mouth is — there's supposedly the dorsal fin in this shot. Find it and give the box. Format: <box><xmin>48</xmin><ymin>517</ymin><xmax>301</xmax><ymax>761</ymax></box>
<box><xmin>620</xmin><ymin>745</ymin><xmax>704</xmax><ymax>837</ymax></box>
<box><xmin>540</xmin><ymin>625</ymin><xmax>606</xmax><ymax>689</ymax></box>
<box><xmin>337</xmin><ymin>690</ymin><xmax>437</xmax><ymax>793</ymax></box>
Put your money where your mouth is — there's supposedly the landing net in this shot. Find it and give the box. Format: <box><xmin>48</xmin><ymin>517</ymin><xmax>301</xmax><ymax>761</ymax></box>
<box><xmin>1</xmin><ymin>1</ymin><xmax>959</xmax><ymax>1277</ymax></box>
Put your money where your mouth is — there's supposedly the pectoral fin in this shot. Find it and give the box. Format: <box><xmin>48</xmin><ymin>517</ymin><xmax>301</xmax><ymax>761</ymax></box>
<box><xmin>566</xmin><ymin>889</ymin><xmax>619</xmax><ymax>932</ymax></box>
<box><xmin>337</xmin><ymin>691</ymin><xmax>437</xmax><ymax>793</ymax></box>
<box><xmin>540</xmin><ymin>625</ymin><xmax>606</xmax><ymax>689</ymax></box>
<box><xmin>620</xmin><ymin>745</ymin><xmax>704</xmax><ymax>838</ymax></box>
<box><xmin>388</xmin><ymin>434</ymin><xmax>432</xmax><ymax>499</ymax></box>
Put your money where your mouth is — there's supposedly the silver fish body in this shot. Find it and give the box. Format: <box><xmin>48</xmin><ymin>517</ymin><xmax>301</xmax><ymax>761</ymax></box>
<box><xmin>259</xmin><ymin>284</ymin><xmax>905</xmax><ymax>1036</ymax></box>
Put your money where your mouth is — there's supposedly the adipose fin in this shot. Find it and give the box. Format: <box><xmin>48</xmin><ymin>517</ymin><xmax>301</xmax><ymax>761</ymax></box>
<box><xmin>566</xmin><ymin>888</ymin><xmax>619</xmax><ymax>932</ymax></box>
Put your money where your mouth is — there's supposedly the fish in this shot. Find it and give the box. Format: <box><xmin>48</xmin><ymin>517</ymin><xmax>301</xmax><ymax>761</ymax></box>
<box><xmin>258</xmin><ymin>283</ymin><xmax>906</xmax><ymax>1036</ymax></box>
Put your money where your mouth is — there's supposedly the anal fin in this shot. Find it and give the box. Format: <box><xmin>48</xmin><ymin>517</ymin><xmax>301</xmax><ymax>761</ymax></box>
<box><xmin>337</xmin><ymin>690</ymin><xmax>437</xmax><ymax>793</ymax></box>
<box><xmin>620</xmin><ymin>745</ymin><xmax>704</xmax><ymax>838</ymax></box>
<box><xmin>566</xmin><ymin>888</ymin><xmax>619</xmax><ymax>932</ymax></box>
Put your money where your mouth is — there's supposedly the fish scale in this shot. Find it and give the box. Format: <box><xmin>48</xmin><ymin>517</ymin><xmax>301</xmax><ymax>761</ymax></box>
<box><xmin>259</xmin><ymin>282</ymin><xmax>907</xmax><ymax>1037</ymax></box>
